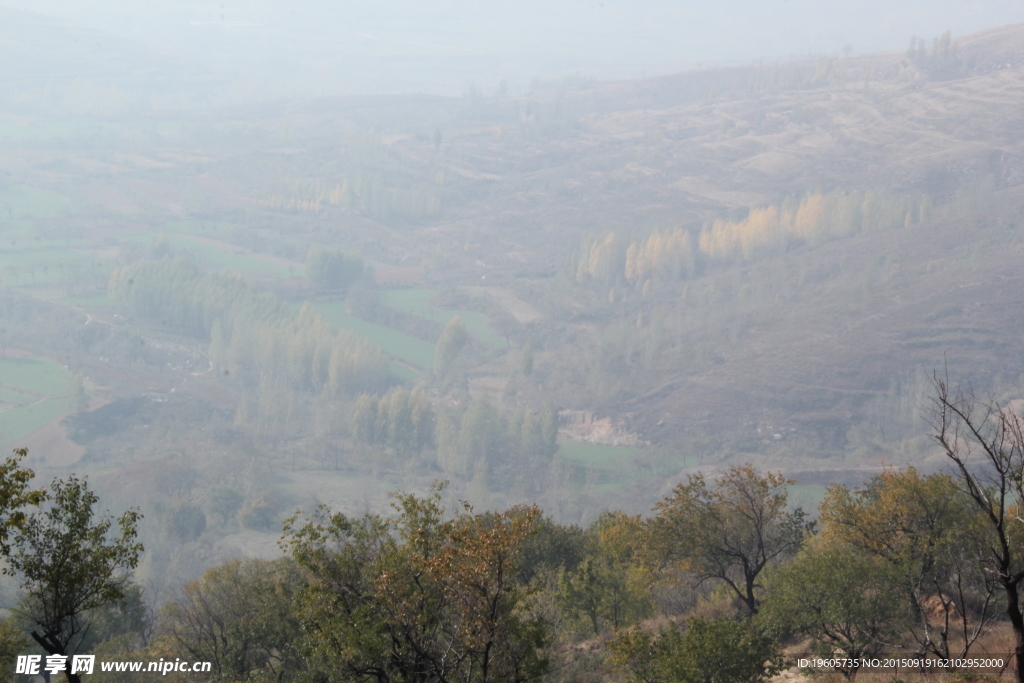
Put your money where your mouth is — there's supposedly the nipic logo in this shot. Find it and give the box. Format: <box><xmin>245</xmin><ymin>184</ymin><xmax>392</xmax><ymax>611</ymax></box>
<box><xmin>15</xmin><ymin>654</ymin><xmax>95</xmax><ymax>675</ymax></box>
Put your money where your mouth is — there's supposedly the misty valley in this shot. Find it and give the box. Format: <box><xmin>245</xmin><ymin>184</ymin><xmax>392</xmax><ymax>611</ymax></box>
<box><xmin>1</xmin><ymin>8</ymin><xmax>1024</xmax><ymax>682</ymax></box>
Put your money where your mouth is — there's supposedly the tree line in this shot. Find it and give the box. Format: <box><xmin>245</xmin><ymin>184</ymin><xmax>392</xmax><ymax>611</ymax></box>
<box><xmin>109</xmin><ymin>256</ymin><xmax>390</xmax><ymax>397</ymax></box>
<box><xmin>6</xmin><ymin>376</ymin><xmax>1024</xmax><ymax>683</ymax></box>
<box><xmin>67</xmin><ymin>457</ymin><xmax>1018</xmax><ymax>682</ymax></box>
<box><xmin>574</xmin><ymin>188</ymin><xmax>931</xmax><ymax>289</ymax></box>
<box><xmin>349</xmin><ymin>389</ymin><xmax>557</xmax><ymax>494</ymax></box>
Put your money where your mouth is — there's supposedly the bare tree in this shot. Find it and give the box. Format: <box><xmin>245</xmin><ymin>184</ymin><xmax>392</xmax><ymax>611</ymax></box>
<box><xmin>930</xmin><ymin>372</ymin><xmax>1024</xmax><ymax>683</ymax></box>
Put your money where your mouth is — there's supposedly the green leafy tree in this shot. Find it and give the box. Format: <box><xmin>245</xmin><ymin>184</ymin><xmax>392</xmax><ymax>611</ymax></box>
<box><xmin>820</xmin><ymin>467</ymin><xmax>996</xmax><ymax>660</ymax></box>
<box><xmin>436</xmin><ymin>316</ymin><xmax>469</xmax><ymax>376</ymax></box>
<box><xmin>0</xmin><ymin>448</ymin><xmax>46</xmax><ymax>553</ymax></box>
<box><xmin>759</xmin><ymin>543</ymin><xmax>908</xmax><ymax>680</ymax></box>
<box><xmin>159</xmin><ymin>558</ymin><xmax>306</xmax><ymax>682</ymax></box>
<box><xmin>647</xmin><ymin>465</ymin><xmax>809</xmax><ymax>615</ymax></box>
<box><xmin>283</xmin><ymin>486</ymin><xmax>549</xmax><ymax>682</ymax></box>
<box><xmin>7</xmin><ymin>476</ymin><xmax>142</xmax><ymax>683</ymax></box>
<box><xmin>610</xmin><ymin>617</ymin><xmax>783</xmax><ymax>683</ymax></box>
<box><xmin>305</xmin><ymin>247</ymin><xmax>365</xmax><ymax>291</ymax></box>
<box><xmin>558</xmin><ymin>512</ymin><xmax>651</xmax><ymax>635</ymax></box>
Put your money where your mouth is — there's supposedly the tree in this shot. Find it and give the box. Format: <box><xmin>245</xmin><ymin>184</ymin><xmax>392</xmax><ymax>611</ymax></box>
<box><xmin>929</xmin><ymin>373</ymin><xmax>1024</xmax><ymax>683</ymax></box>
<box><xmin>519</xmin><ymin>342</ymin><xmax>534</xmax><ymax>376</ymax></box>
<box><xmin>305</xmin><ymin>247</ymin><xmax>365</xmax><ymax>291</ymax></box>
<box><xmin>557</xmin><ymin>512</ymin><xmax>651</xmax><ymax>635</ymax></box>
<box><xmin>159</xmin><ymin>558</ymin><xmax>305</xmax><ymax>682</ymax></box>
<box><xmin>819</xmin><ymin>468</ymin><xmax>996</xmax><ymax>660</ymax></box>
<box><xmin>7</xmin><ymin>476</ymin><xmax>142</xmax><ymax>683</ymax></box>
<box><xmin>610</xmin><ymin>617</ymin><xmax>782</xmax><ymax>683</ymax></box>
<box><xmin>0</xmin><ymin>449</ymin><xmax>46</xmax><ymax>554</ymax></box>
<box><xmin>759</xmin><ymin>544</ymin><xmax>908</xmax><ymax>680</ymax></box>
<box><xmin>646</xmin><ymin>465</ymin><xmax>809</xmax><ymax>615</ymax></box>
<box><xmin>206</xmin><ymin>487</ymin><xmax>244</xmax><ymax>527</ymax></box>
<box><xmin>283</xmin><ymin>486</ymin><xmax>549</xmax><ymax>682</ymax></box>
<box><xmin>436</xmin><ymin>316</ymin><xmax>468</xmax><ymax>376</ymax></box>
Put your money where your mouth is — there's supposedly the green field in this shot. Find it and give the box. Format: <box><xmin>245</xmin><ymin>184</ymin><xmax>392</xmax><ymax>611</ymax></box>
<box><xmin>61</xmin><ymin>292</ymin><xmax>115</xmax><ymax>308</ymax></box>
<box><xmin>558</xmin><ymin>438</ymin><xmax>647</xmax><ymax>471</ymax></box>
<box><xmin>115</xmin><ymin>227</ymin><xmax>300</xmax><ymax>280</ymax></box>
<box><xmin>0</xmin><ymin>356</ymin><xmax>73</xmax><ymax>397</ymax></box>
<box><xmin>0</xmin><ymin>185</ymin><xmax>112</xmax><ymax>290</ymax></box>
<box><xmin>0</xmin><ymin>356</ymin><xmax>77</xmax><ymax>448</ymax></box>
<box><xmin>560</xmin><ymin>439</ymin><xmax>642</xmax><ymax>492</ymax></box>
<box><xmin>0</xmin><ymin>387</ymin><xmax>29</xmax><ymax>404</ymax></box>
<box><xmin>0</xmin><ymin>185</ymin><xmax>67</xmax><ymax>221</ymax></box>
<box><xmin>0</xmin><ymin>395</ymin><xmax>77</xmax><ymax>448</ymax></box>
<box><xmin>312</xmin><ymin>301</ymin><xmax>437</xmax><ymax>370</ymax></box>
<box><xmin>557</xmin><ymin>439</ymin><xmax>700</xmax><ymax>492</ymax></box>
<box><xmin>165</xmin><ymin>234</ymin><xmax>298</xmax><ymax>278</ymax></box>
<box><xmin>383</xmin><ymin>288</ymin><xmax>505</xmax><ymax>347</ymax></box>
<box><xmin>0</xmin><ymin>246</ymin><xmax>100</xmax><ymax>285</ymax></box>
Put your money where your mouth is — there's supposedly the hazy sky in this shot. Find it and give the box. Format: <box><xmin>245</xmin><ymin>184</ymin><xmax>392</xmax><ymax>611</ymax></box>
<box><xmin>4</xmin><ymin>0</ymin><xmax>1024</xmax><ymax>99</ymax></box>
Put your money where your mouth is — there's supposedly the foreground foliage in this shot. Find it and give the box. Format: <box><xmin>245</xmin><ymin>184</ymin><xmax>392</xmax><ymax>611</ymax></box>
<box><xmin>610</xmin><ymin>617</ymin><xmax>783</xmax><ymax>683</ymax></box>
<box><xmin>283</xmin><ymin>487</ymin><xmax>548</xmax><ymax>683</ymax></box>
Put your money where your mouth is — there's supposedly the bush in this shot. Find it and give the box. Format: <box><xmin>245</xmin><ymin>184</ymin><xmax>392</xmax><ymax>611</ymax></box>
<box><xmin>610</xmin><ymin>617</ymin><xmax>783</xmax><ymax>683</ymax></box>
<box><xmin>240</xmin><ymin>494</ymin><xmax>279</xmax><ymax>531</ymax></box>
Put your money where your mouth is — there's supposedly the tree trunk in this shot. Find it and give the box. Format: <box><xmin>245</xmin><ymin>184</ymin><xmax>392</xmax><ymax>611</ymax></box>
<box><xmin>29</xmin><ymin>632</ymin><xmax>82</xmax><ymax>683</ymax></box>
<box><xmin>1005</xmin><ymin>581</ymin><xmax>1024</xmax><ymax>683</ymax></box>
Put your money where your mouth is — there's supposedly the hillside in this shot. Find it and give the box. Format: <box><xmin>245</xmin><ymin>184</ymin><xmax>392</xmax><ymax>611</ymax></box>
<box><xmin>1</xmin><ymin>21</ymin><xmax>1024</xmax><ymax>591</ymax></box>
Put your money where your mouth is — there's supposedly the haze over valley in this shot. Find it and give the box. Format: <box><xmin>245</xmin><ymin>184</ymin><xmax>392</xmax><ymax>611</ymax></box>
<box><xmin>2</xmin><ymin>5</ymin><xmax>1024</xmax><ymax>680</ymax></box>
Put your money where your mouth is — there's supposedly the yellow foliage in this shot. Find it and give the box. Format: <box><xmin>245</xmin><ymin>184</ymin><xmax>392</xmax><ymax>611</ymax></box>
<box><xmin>792</xmin><ymin>193</ymin><xmax>825</xmax><ymax>240</ymax></box>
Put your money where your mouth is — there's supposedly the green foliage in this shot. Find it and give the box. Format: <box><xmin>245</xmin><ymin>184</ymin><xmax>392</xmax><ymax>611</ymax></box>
<box><xmin>647</xmin><ymin>465</ymin><xmax>809</xmax><ymax>615</ymax></box>
<box><xmin>313</xmin><ymin>300</ymin><xmax>437</xmax><ymax>370</ymax></box>
<box><xmin>436</xmin><ymin>315</ymin><xmax>469</xmax><ymax>375</ymax></box>
<box><xmin>159</xmin><ymin>558</ymin><xmax>305</xmax><ymax>682</ymax></box>
<box><xmin>557</xmin><ymin>512</ymin><xmax>652</xmax><ymax>635</ymax></box>
<box><xmin>305</xmin><ymin>246</ymin><xmax>365</xmax><ymax>291</ymax></box>
<box><xmin>610</xmin><ymin>617</ymin><xmax>783</xmax><ymax>683</ymax></box>
<box><xmin>436</xmin><ymin>398</ymin><xmax>557</xmax><ymax>489</ymax></box>
<box><xmin>8</xmin><ymin>475</ymin><xmax>143</xmax><ymax>658</ymax></box>
<box><xmin>0</xmin><ymin>448</ymin><xmax>46</xmax><ymax>554</ymax></box>
<box><xmin>517</xmin><ymin>516</ymin><xmax>587</xmax><ymax>583</ymax></box>
<box><xmin>759</xmin><ymin>543</ymin><xmax>908</xmax><ymax>676</ymax></box>
<box><xmin>350</xmin><ymin>388</ymin><xmax>435</xmax><ymax>455</ymax></box>
<box><xmin>283</xmin><ymin>487</ymin><xmax>550</xmax><ymax>683</ymax></box>
<box><xmin>819</xmin><ymin>467</ymin><xmax>997</xmax><ymax>658</ymax></box>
